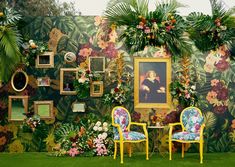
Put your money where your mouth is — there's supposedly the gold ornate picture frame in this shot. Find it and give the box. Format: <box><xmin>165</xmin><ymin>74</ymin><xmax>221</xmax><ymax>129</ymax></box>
<box><xmin>34</xmin><ymin>101</ymin><xmax>54</xmax><ymax>119</ymax></box>
<box><xmin>90</xmin><ymin>81</ymin><xmax>104</xmax><ymax>97</ymax></box>
<box><xmin>11</xmin><ymin>69</ymin><xmax>29</xmax><ymax>92</ymax></box>
<box><xmin>8</xmin><ymin>96</ymin><xmax>29</xmax><ymax>121</ymax></box>
<box><xmin>36</xmin><ymin>51</ymin><xmax>54</xmax><ymax>68</ymax></box>
<box><xmin>37</xmin><ymin>77</ymin><xmax>50</xmax><ymax>87</ymax></box>
<box><xmin>60</xmin><ymin>68</ymin><xmax>78</xmax><ymax>95</ymax></box>
<box><xmin>134</xmin><ymin>57</ymin><xmax>171</xmax><ymax>108</ymax></box>
<box><xmin>72</xmin><ymin>102</ymin><xmax>85</xmax><ymax>112</ymax></box>
<box><xmin>89</xmin><ymin>57</ymin><xmax>105</xmax><ymax>73</ymax></box>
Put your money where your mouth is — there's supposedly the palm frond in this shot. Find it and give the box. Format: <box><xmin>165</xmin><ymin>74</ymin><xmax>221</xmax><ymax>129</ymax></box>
<box><xmin>0</xmin><ymin>7</ymin><xmax>21</xmax><ymax>26</ymax></box>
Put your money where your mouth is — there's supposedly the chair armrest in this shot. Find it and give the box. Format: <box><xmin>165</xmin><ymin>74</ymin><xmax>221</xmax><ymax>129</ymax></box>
<box><xmin>112</xmin><ymin>123</ymin><xmax>123</xmax><ymax>140</ymax></box>
<box><xmin>169</xmin><ymin>122</ymin><xmax>182</xmax><ymax>137</ymax></box>
<box><xmin>130</xmin><ymin>122</ymin><xmax>148</xmax><ymax>138</ymax></box>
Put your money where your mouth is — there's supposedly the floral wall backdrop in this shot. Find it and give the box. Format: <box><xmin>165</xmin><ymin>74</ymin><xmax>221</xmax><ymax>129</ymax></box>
<box><xmin>0</xmin><ymin>15</ymin><xmax>235</xmax><ymax>155</ymax></box>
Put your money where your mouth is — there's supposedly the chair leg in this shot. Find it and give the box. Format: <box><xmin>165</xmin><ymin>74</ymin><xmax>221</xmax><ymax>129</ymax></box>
<box><xmin>128</xmin><ymin>143</ymin><xmax>132</xmax><ymax>157</ymax></box>
<box><xmin>169</xmin><ymin>139</ymin><xmax>172</xmax><ymax>160</ymax></box>
<box><xmin>200</xmin><ymin>141</ymin><xmax>203</xmax><ymax>164</ymax></box>
<box><xmin>146</xmin><ymin>139</ymin><xmax>149</xmax><ymax>160</ymax></box>
<box><xmin>120</xmin><ymin>141</ymin><xmax>124</xmax><ymax>164</ymax></box>
<box><xmin>182</xmin><ymin>143</ymin><xmax>184</xmax><ymax>158</ymax></box>
<box><xmin>114</xmin><ymin>142</ymin><xmax>117</xmax><ymax>160</ymax></box>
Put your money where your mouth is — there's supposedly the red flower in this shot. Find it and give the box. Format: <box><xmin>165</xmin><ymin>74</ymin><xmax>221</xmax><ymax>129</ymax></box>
<box><xmin>114</xmin><ymin>87</ymin><xmax>119</xmax><ymax>92</ymax></box>
<box><xmin>215</xmin><ymin>59</ymin><xmax>230</xmax><ymax>71</ymax></box>
<box><xmin>86</xmin><ymin>70</ymin><xmax>90</xmax><ymax>74</ymax></box>
<box><xmin>213</xmin><ymin>105</ymin><xmax>228</xmax><ymax>114</ymax></box>
<box><xmin>217</xmin><ymin>87</ymin><xmax>228</xmax><ymax>100</ymax></box>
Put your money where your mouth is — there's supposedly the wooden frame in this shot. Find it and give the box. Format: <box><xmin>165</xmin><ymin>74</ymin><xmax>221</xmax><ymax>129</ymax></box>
<box><xmin>134</xmin><ymin>57</ymin><xmax>171</xmax><ymax>108</ymax></box>
<box><xmin>11</xmin><ymin>69</ymin><xmax>29</xmax><ymax>92</ymax></box>
<box><xmin>36</xmin><ymin>51</ymin><xmax>54</xmax><ymax>68</ymax></box>
<box><xmin>89</xmin><ymin>57</ymin><xmax>105</xmax><ymax>73</ymax></box>
<box><xmin>90</xmin><ymin>81</ymin><xmax>103</xmax><ymax>97</ymax></box>
<box><xmin>60</xmin><ymin>68</ymin><xmax>78</xmax><ymax>95</ymax></box>
<box><xmin>37</xmin><ymin>77</ymin><xmax>50</xmax><ymax>87</ymax></box>
<box><xmin>34</xmin><ymin>101</ymin><xmax>54</xmax><ymax>119</ymax></box>
<box><xmin>8</xmin><ymin>96</ymin><xmax>29</xmax><ymax>121</ymax></box>
<box><xmin>72</xmin><ymin>102</ymin><xmax>85</xmax><ymax>112</ymax></box>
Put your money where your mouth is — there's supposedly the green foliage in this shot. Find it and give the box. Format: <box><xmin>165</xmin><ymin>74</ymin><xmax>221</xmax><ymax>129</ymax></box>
<box><xmin>186</xmin><ymin>0</ymin><xmax>235</xmax><ymax>52</ymax></box>
<box><xmin>0</xmin><ymin>7</ymin><xmax>22</xmax><ymax>82</ymax></box>
<box><xmin>105</xmin><ymin>0</ymin><xmax>191</xmax><ymax>57</ymax></box>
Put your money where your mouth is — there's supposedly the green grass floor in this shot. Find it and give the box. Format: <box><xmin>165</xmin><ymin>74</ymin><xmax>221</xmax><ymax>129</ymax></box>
<box><xmin>0</xmin><ymin>152</ymin><xmax>235</xmax><ymax>167</ymax></box>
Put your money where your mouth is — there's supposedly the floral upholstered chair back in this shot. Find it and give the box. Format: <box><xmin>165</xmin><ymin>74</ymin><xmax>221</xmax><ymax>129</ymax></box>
<box><xmin>112</xmin><ymin>106</ymin><xmax>130</xmax><ymax>136</ymax></box>
<box><xmin>181</xmin><ymin>107</ymin><xmax>204</xmax><ymax>133</ymax></box>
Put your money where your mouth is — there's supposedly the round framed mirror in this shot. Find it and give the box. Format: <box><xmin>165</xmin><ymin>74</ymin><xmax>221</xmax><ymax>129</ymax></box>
<box><xmin>11</xmin><ymin>69</ymin><xmax>29</xmax><ymax>92</ymax></box>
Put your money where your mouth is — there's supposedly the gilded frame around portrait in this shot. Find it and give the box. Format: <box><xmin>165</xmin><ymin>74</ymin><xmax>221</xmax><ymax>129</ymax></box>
<box><xmin>134</xmin><ymin>57</ymin><xmax>171</xmax><ymax>108</ymax></box>
<box><xmin>60</xmin><ymin>68</ymin><xmax>78</xmax><ymax>95</ymax></box>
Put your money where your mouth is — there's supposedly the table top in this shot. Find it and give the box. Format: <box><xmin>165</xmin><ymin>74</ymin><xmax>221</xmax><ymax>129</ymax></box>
<box><xmin>148</xmin><ymin>125</ymin><xmax>165</xmax><ymax>129</ymax></box>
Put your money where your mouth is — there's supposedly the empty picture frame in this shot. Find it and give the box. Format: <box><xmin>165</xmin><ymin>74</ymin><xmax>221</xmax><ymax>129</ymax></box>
<box><xmin>37</xmin><ymin>77</ymin><xmax>50</xmax><ymax>87</ymax></box>
<box><xmin>34</xmin><ymin>101</ymin><xmax>54</xmax><ymax>119</ymax></box>
<box><xmin>8</xmin><ymin>96</ymin><xmax>29</xmax><ymax>121</ymax></box>
<box><xmin>90</xmin><ymin>81</ymin><xmax>104</xmax><ymax>97</ymax></box>
<box><xmin>36</xmin><ymin>52</ymin><xmax>54</xmax><ymax>68</ymax></box>
<box><xmin>60</xmin><ymin>68</ymin><xmax>78</xmax><ymax>95</ymax></box>
<box><xmin>72</xmin><ymin>102</ymin><xmax>85</xmax><ymax>112</ymax></box>
<box><xmin>89</xmin><ymin>57</ymin><xmax>105</xmax><ymax>73</ymax></box>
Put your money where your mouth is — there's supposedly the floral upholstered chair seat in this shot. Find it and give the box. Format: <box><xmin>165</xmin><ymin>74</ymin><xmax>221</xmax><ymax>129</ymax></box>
<box><xmin>112</xmin><ymin>106</ymin><xmax>149</xmax><ymax>164</ymax></box>
<box><xmin>169</xmin><ymin>107</ymin><xmax>205</xmax><ymax>164</ymax></box>
<box><xmin>114</xmin><ymin>131</ymin><xmax>146</xmax><ymax>140</ymax></box>
<box><xmin>172</xmin><ymin>131</ymin><xmax>200</xmax><ymax>141</ymax></box>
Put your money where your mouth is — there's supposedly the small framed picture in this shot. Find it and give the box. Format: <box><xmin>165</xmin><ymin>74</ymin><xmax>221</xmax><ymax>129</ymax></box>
<box><xmin>36</xmin><ymin>52</ymin><xmax>54</xmax><ymax>68</ymax></box>
<box><xmin>72</xmin><ymin>102</ymin><xmax>85</xmax><ymax>112</ymax></box>
<box><xmin>8</xmin><ymin>96</ymin><xmax>29</xmax><ymax>121</ymax></box>
<box><xmin>89</xmin><ymin>57</ymin><xmax>105</xmax><ymax>73</ymax></box>
<box><xmin>60</xmin><ymin>68</ymin><xmax>78</xmax><ymax>95</ymax></box>
<box><xmin>90</xmin><ymin>81</ymin><xmax>103</xmax><ymax>97</ymax></box>
<box><xmin>37</xmin><ymin>77</ymin><xmax>50</xmax><ymax>87</ymax></box>
<box><xmin>34</xmin><ymin>101</ymin><xmax>54</xmax><ymax>119</ymax></box>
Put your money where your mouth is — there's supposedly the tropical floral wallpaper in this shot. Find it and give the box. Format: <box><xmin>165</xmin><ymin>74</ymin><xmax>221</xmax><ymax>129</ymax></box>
<box><xmin>0</xmin><ymin>15</ymin><xmax>235</xmax><ymax>155</ymax></box>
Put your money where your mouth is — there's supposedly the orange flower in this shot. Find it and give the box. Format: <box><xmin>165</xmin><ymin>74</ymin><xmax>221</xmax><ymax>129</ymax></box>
<box><xmin>109</xmin><ymin>30</ymin><xmax>118</xmax><ymax>43</ymax></box>
<box><xmin>206</xmin><ymin>91</ymin><xmax>217</xmax><ymax>104</ymax></box>
<box><xmin>97</xmin><ymin>40</ymin><xmax>108</xmax><ymax>49</ymax></box>
<box><xmin>204</xmin><ymin>63</ymin><xmax>214</xmax><ymax>73</ymax></box>
<box><xmin>211</xmin><ymin>79</ymin><xmax>219</xmax><ymax>86</ymax></box>
<box><xmin>94</xmin><ymin>16</ymin><xmax>102</xmax><ymax>26</ymax></box>
<box><xmin>231</xmin><ymin>120</ymin><xmax>235</xmax><ymax>129</ymax></box>
<box><xmin>0</xmin><ymin>12</ymin><xmax>3</xmax><ymax>17</ymax></box>
<box><xmin>0</xmin><ymin>136</ymin><xmax>7</xmax><ymax>145</ymax></box>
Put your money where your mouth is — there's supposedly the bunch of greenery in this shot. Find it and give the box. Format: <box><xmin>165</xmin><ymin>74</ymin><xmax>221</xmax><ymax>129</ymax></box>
<box><xmin>105</xmin><ymin>0</ymin><xmax>191</xmax><ymax>58</ymax></box>
<box><xmin>186</xmin><ymin>0</ymin><xmax>235</xmax><ymax>52</ymax></box>
<box><xmin>0</xmin><ymin>7</ymin><xmax>22</xmax><ymax>82</ymax></box>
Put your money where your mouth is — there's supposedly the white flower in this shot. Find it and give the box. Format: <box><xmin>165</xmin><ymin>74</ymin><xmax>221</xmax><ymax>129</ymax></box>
<box><xmin>102</xmin><ymin>132</ymin><xmax>108</xmax><ymax>139</ymax></box>
<box><xmin>103</xmin><ymin>122</ymin><xmax>108</xmax><ymax>127</ymax></box>
<box><xmin>96</xmin><ymin>121</ymin><xmax>102</xmax><ymax>127</ymax></box>
<box><xmin>191</xmin><ymin>85</ymin><xmax>196</xmax><ymax>90</ymax></box>
<box><xmin>103</xmin><ymin>127</ymin><xmax>108</xmax><ymax>132</ymax></box>
<box><xmin>98</xmin><ymin>134</ymin><xmax>102</xmax><ymax>139</ymax></box>
<box><xmin>98</xmin><ymin>127</ymin><xmax>103</xmax><ymax>131</ymax></box>
<box><xmin>93</xmin><ymin>126</ymin><xmax>98</xmax><ymax>131</ymax></box>
<box><xmin>29</xmin><ymin>40</ymin><xmax>34</xmax><ymax>44</ymax></box>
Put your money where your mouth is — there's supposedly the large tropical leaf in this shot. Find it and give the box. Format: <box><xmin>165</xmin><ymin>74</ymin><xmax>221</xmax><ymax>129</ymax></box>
<box><xmin>203</xmin><ymin>111</ymin><xmax>217</xmax><ymax>129</ymax></box>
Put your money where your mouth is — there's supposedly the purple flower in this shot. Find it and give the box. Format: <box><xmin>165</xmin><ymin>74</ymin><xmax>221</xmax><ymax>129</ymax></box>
<box><xmin>215</xmin><ymin>59</ymin><xmax>230</xmax><ymax>71</ymax></box>
<box><xmin>217</xmin><ymin>87</ymin><xmax>228</xmax><ymax>100</ymax></box>
<box><xmin>213</xmin><ymin>105</ymin><xmax>228</xmax><ymax>114</ymax></box>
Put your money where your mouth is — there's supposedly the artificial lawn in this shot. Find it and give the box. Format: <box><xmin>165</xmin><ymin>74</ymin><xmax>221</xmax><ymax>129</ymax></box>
<box><xmin>0</xmin><ymin>152</ymin><xmax>235</xmax><ymax>167</ymax></box>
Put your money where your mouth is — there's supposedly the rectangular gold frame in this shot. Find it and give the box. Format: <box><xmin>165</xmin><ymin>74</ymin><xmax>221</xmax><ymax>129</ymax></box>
<box><xmin>34</xmin><ymin>101</ymin><xmax>54</xmax><ymax>119</ymax></box>
<box><xmin>8</xmin><ymin>96</ymin><xmax>29</xmax><ymax>121</ymax></box>
<box><xmin>89</xmin><ymin>57</ymin><xmax>105</xmax><ymax>73</ymax></box>
<box><xmin>90</xmin><ymin>81</ymin><xmax>104</xmax><ymax>97</ymax></box>
<box><xmin>60</xmin><ymin>68</ymin><xmax>78</xmax><ymax>95</ymax></box>
<box><xmin>134</xmin><ymin>57</ymin><xmax>171</xmax><ymax>108</ymax></box>
<box><xmin>37</xmin><ymin>77</ymin><xmax>50</xmax><ymax>87</ymax></box>
<box><xmin>72</xmin><ymin>102</ymin><xmax>85</xmax><ymax>112</ymax></box>
<box><xmin>36</xmin><ymin>51</ymin><xmax>54</xmax><ymax>68</ymax></box>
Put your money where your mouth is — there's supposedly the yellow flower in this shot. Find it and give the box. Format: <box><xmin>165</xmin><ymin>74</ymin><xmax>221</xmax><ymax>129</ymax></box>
<box><xmin>0</xmin><ymin>12</ymin><xmax>4</xmax><ymax>17</ymax></box>
<box><xmin>8</xmin><ymin>140</ymin><xmax>24</xmax><ymax>153</ymax></box>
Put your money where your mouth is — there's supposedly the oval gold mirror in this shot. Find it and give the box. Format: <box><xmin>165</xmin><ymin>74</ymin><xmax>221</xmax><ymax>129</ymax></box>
<box><xmin>11</xmin><ymin>69</ymin><xmax>29</xmax><ymax>92</ymax></box>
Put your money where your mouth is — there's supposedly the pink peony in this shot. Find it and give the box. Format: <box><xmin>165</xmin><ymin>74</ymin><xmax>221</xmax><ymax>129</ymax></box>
<box><xmin>68</xmin><ymin>147</ymin><xmax>79</xmax><ymax>157</ymax></box>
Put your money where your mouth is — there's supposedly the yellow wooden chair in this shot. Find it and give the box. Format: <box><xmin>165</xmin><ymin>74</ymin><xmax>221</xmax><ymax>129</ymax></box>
<box><xmin>111</xmin><ymin>106</ymin><xmax>149</xmax><ymax>164</ymax></box>
<box><xmin>169</xmin><ymin>107</ymin><xmax>205</xmax><ymax>163</ymax></box>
